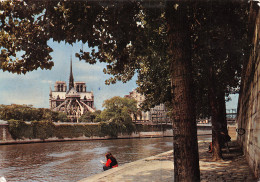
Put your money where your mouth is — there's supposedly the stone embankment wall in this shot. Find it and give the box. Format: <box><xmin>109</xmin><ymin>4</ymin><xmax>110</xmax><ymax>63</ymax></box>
<box><xmin>0</xmin><ymin>122</ymin><xmax>174</xmax><ymax>145</ymax></box>
<box><xmin>237</xmin><ymin>1</ymin><xmax>260</xmax><ymax>179</ymax></box>
<box><xmin>228</xmin><ymin>125</ymin><xmax>237</xmax><ymax>140</ymax></box>
<box><xmin>0</xmin><ymin>124</ymin><xmax>13</xmax><ymax>141</ymax></box>
<box><xmin>0</xmin><ymin>130</ymin><xmax>174</xmax><ymax>145</ymax></box>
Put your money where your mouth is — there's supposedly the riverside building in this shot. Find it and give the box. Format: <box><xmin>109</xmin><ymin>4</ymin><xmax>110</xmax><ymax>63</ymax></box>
<box><xmin>125</xmin><ymin>89</ymin><xmax>170</xmax><ymax>123</ymax></box>
<box><xmin>49</xmin><ymin>59</ymin><xmax>95</xmax><ymax>122</ymax></box>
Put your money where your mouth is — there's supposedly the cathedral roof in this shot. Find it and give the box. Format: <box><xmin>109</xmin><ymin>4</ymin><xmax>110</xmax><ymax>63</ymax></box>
<box><xmin>66</xmin><ymin>87</ymin><xmax>80</xmax><ymax>97</ymax></box>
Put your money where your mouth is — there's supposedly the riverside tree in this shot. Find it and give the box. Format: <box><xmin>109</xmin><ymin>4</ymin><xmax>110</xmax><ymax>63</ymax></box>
<box><xmin>99</xmin><ymin>96</ymin><xmax>137</xmax><ymax>136</ymax></box>
<box><xmin>79</xmin><ymin>110</ymin><xmax>101</xmax><ymax>123</ymax></box>
<box><xmin>136</xmin><ymin>1</ymin><xmax>250</xmax><ymax>161</ymax></box>
<box><xmin>101</xmin><ymin>96</ymin><xmax>137</xmax><ymax>122</ymax></box>
<box><xmin>1</xmin><ymin>0</ymin><xmax>250</xmax><ymax>180</ymax></box>
<box><xmin>0</xmin><ymin>104</ymin><xmax>69</xmax><ymax>122</ymax></box>
<box><xmin>191</xmin><ymin>2</ymin><xmax>249</xmax><ymax>160</ymax></box>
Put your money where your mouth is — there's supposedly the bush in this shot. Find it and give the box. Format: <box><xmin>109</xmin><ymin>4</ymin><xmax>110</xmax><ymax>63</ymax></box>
<box><xmin>99</xmin><ymin>122</ymin><xmax>118</xmax><ymax>137</ymax></box>
<box><xmin>99</xmin><ymin>122</ymin><xmax>110</xmax><ymax>137</ymax></box>
<box><xmin>54</xmin><ymin>124</ymin><xmax>101</xmax><ymax>138</ymax></box>
<box><xmin>84</xmin><ymin>125</ymin><xmax>101</xmax><ymax>137</ymax></box>
<box><xmin>31</xmin><ymin>120</ymin><xmax>55</xmax><ymax>140</ymax></box>
<box><xmin>56</xmin><ymin>112</ymin><xmax>70</xmax><ymax>122</ymax></box>
<box><xmin>7</xmin><ymin>120</ymin><xmax>159</xmax><ymax>141</ymax></box>
<box><xmin>99</xmin><ymin>120</ymin><xmax>137</xmax><ymax>137</ymax></box>
<box><xmin>8</xmin><ymin>120</ymin><xmax>33</xmax><ymax>140</ymax></box>
<box><xmin>54</xmin><ymin>125</ymin><xmax>76</xmax><ymax>139</ymax></box>
<box><xmin>123</xmin><ymin>122</ymin><xmax>136</xmax><ymax>135</ymax></box>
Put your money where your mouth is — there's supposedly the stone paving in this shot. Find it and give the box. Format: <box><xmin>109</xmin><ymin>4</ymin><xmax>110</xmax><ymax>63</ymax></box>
<box><xmin>79</xmin><ymin>141</ymin><xmax>258</xmax><ymax>182</ymax></box>
<box><xmin>199</xmin><ymin>141</ymin><xmax>257</xmax><ymax>182</ymax></box>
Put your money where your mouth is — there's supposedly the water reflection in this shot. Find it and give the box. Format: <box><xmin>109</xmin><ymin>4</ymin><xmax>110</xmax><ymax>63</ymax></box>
<box><xmin>0</xmin><ymin>136</ymin><xmax>210</xmax><ymax>182</ymax></box>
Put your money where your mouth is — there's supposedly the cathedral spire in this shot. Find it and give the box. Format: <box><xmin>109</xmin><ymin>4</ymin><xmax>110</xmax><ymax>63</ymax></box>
<box><xmin>69</xmin><ymin>56</ymin><xmax>74</xmax><ymax>90</ymax></box>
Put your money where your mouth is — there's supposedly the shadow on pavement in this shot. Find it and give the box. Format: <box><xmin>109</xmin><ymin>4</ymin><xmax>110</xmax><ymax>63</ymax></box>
<box><xmin>199</xmin><ymin>141</ymin><xmax>257</xmax><ymax>182</ymax></box>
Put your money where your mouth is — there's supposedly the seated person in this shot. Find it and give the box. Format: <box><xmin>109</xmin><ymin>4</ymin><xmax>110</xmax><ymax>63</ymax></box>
<box><xmin>101</xmin><ymin>152</ymin><xmax>118</xmax><ymax>171</ymax></box>
<box><xmin>208</xmin><ymin>132</ymin><xmax>231</xmax><ymax>153</ymax></box>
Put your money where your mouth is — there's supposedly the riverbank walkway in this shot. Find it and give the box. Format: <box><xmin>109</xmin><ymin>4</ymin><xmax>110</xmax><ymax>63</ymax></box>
<box><xmin>79</xmin><ymin>141</ymin><xmax>257</xmax><ymax>182</ymax></box>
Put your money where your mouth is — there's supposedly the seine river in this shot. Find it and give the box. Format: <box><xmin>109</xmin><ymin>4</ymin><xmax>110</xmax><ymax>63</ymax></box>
<box><xmin>0</xmin><ymin>136</ymin><xmax>210</xmax><ymax>182</ymax></box>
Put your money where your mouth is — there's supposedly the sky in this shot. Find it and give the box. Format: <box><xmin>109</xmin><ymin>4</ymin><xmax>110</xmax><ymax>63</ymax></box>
<box><xmin>0</xmin><ymin>41</ymin><xmax>138</xmax><ymax>110</ymax></box>
<box><xmin>0</xmin><ymin>41</ymin><xmax>238</xmax><ymax>111</ymax></box>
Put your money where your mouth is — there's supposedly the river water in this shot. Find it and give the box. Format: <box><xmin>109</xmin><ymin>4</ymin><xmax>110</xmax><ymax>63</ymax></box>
<box><xmin>0</xmin><ymin>136</ymin><xmax>210</xmax><ymax>182</ymax></box>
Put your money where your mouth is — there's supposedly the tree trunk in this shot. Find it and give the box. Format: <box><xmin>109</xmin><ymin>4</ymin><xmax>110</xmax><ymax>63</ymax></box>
<box><xmin>217</xmin><ymin>90</ymin><xmax>228</xmax><ymax>135</ymax></box>
<box><xmin>207</xmin><ymin>66</ymin><xmax>223</xmax><ymax>160</ymax></box>
<box><xmin>166</xmin><ymin>2</ymin><xmax>200</xmax><ymax>181</ymax></box>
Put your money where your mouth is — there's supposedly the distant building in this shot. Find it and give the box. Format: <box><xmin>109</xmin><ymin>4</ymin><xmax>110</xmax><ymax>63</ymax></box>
<box><xmin>125</xmin><ymin>89</ymin><xmax>149</xmax><ymax>122</ymax></box>
<box><xmin>150</xmin><ymin>103</ymin><xmax>170</xmax><ymax>124</ymax></box>
<box><xmin>49</xmin><ymin>59</ymin><xmax>95</xmax><ymax>122</ymax></box>
<box><xmin>125</xmin><ymin>89</ymin><xmax>169</xmax><ymax>123</ymax></box>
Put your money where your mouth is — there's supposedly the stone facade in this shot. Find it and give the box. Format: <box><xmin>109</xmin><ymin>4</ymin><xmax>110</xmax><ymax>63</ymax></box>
<box><xmin>150</xmin><ymin>103</ymin><xmax>170</xmax><ymax>124</ymax></box>
<box><xmin>49</xmin><ymin>59</ymin><xmax>95</xmax><ymax>122</ymax></box>
<box><xmin>125</xmin><ymin>89</ymin><xmax>169</xmax><ymax>123</ymax></box>
<box><xmin>125</xmin><ymin>89</ymin><xmax>150</xmax><ymax>122</ymax></box>
<box><xmin>237</xmin><ymin>2</ymin><xmax>260</xmax><ymax>179</ymax></box>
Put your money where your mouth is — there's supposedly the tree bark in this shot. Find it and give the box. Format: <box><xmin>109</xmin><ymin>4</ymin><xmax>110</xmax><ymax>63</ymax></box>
<box><xmin>217</xmin><ymin>90</ymin><xmax>228</xmax><ymax>135</ymax></box>
<box><xmin>166</xmin><ymin>2</ymin><xmax>200</xmax><ymax>181</ymax></box>
<box><xmin>207</xmin><ymin>66</ymin><xmax>223</xmax><ymax>160</ymax></box>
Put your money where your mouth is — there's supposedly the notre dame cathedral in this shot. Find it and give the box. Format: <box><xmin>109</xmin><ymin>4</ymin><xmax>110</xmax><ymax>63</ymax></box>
<box><xmin>49</xmin><ymin>59</ymin><xmax>95</xmax><ymax>122</ymax></box>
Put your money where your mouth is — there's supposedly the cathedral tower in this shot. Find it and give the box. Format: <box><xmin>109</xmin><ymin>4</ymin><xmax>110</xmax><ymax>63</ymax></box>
<box><xmin>49</xmin><ymin>57</ymin><xmax>96</xmax><ymax>122</ymax></box>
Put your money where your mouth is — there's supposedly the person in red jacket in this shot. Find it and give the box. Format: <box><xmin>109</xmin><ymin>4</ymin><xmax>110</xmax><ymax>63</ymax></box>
<box><xmin>101</xmin><ymin>152</ymin><xmax>118</xmax><ymax>171</ymax></box>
